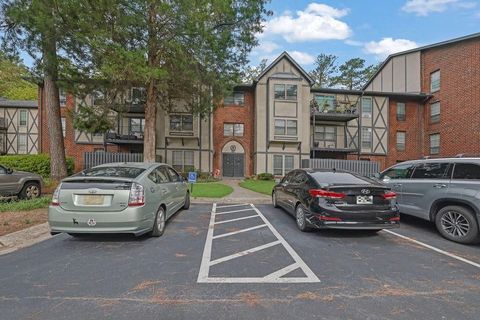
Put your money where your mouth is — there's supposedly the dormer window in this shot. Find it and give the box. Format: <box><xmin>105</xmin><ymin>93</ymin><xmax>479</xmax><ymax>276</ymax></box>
<box><xmin>224</xmin><ymin>92</ymin><xmax>244</xmax><ymax>106</ymax></box>
<box><xmin>274</xmin><ymin>84</ymin><xmax>297</xmax><ymax>100</ymax></box>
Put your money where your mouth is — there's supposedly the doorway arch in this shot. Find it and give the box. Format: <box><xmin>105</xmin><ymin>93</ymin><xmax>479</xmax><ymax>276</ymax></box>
<box><xmin>222</xmin><ymin>140</ymin><xmax>245</xmax><ymax>177</ymax></box>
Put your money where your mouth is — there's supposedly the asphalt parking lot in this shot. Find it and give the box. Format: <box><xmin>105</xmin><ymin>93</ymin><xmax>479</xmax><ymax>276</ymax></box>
<box><xmin>1</xmin><ymin>203</ymin><xmax>480</xmax><ymax>320</ymax></box>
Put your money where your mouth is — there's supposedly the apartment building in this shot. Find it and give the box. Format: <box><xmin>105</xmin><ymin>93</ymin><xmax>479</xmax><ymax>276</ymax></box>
<box><xmin>34</xmin><ymin>32</ymin><xmax>479</xmax><ymax>175</ymax></box>
<box><xmin>0</xmin><ymin>98</ymin><xmax>39</xmax><ymax>155</ymax></box>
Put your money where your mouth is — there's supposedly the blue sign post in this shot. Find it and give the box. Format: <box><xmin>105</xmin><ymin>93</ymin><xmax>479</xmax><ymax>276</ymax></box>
<box><xmin>188</xmin><ymin>172</ymin><xmax>197</xmax><ymax>193</ymax></box>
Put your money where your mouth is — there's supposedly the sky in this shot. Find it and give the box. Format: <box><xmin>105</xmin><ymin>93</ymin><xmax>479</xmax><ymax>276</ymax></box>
<box><xmin>249</xmin><ymin>0</ymin><xmax>480</xmax><ymax>70</ymax></box>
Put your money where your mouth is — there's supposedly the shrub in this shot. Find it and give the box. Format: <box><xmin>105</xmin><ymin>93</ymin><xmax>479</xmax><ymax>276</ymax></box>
<box><xmin>0</xmin><ymin>154</ymin><xmax>75</xmax><ymax>178</ymax></box>
<box><xmin>256</xmin><ymin>173</ymin><xmax>274</xmax><ymax>181</ymax></box>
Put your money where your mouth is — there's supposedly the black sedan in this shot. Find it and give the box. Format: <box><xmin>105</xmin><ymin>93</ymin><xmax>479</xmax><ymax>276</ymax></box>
<box><xmin>272</xmin><ymin>169</ymin><xmax>400</xmax><ymax>232</ymax></box>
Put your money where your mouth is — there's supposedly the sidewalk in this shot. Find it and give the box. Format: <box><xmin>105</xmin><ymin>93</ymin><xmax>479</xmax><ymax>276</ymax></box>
<box><xmin>0</xmin><ymin>222</ymin><xmax>52</xmax><ymax>255</ymax></box>
<box><xmin>192</xmin><ymin>179</ymin><xmax>271</xmax><ymax>204</ymax></box>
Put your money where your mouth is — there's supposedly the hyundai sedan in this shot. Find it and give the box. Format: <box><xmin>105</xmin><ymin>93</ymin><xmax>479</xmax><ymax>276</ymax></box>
<box><xmin>272</xmin><ymin>169</ymin><xmax>399</xmax><ymax>232</ymax></box>
<box><xmin>49</xmin><ymin>162</ymin><xmax>190</xmax><ymax>237</ymax></box>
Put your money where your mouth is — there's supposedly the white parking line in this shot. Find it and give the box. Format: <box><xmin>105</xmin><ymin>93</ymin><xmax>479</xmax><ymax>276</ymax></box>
<box><xmin>212</xmin><ymin>224</ymin><xmax>267</xmax><ymax>239</ymax></box>
<box><xmin>215</xmin><ymin>208</ymin><xmax>256</xmax><ymax>215</ymax></box>
<box><xmin>197</xmin><ymin>203</ymin><xmax>320</xmax><ymax>283</ymax></box>
<box><xmin>216</xmin><ymin>203</ymin><xmax>250</xmax><ymax>209</ymax></box>
<box><xmin>214</xmin><ymin>215</ymin><xmax>259</xmax><ymax>225</ymax></box>
<box><xmin>383</xmin><ymin>229</ymin><xmax>480</xmax><ymax>269</ymax></box>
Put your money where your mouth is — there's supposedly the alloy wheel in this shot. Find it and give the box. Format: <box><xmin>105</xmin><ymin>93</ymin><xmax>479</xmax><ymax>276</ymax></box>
<box><xmin>296</xmin><ymin>206</ymin><xmax>305</xmax><ymax>228</ymax></box>
<box><xmin>158</xmin><ymin>210</ymin><xmax>166</xmax><ymax>233</ymax></box>
<box><xmin>26</xmin><ymin>185</ymin><xmax>40</xmax><ymax>198</ymax></box>
<box><xmin>440</xmin><ymin>211</ymin><xmax>470</xmax><ymax>238</ymax></box>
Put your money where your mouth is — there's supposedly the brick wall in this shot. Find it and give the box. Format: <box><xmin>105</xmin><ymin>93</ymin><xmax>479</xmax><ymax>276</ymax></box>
<box><xmin>213</xmin><ymin>88</ymin><xmax>255</xmax><ymax>176</ymax></box>
<box><xmin>421</xmin><ymin>38</ymin><xmax>480</xmax><ymax>157</ymax></box>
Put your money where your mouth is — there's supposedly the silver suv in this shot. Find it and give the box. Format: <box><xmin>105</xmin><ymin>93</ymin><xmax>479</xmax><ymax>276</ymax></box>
<box><xmin>0</xmin><ymin>165</ymin><xmax>43</xmax><ymax>199</ymax></box>
<box><xmin>379</xmin><ymin>158</ymin><xmax>480</xmax><ymax>244</ymax></box>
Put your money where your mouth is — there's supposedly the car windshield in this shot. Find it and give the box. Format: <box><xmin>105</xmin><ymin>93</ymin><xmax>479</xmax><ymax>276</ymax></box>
<box><xmin>79</xmin><ymin>166</ymin><xmax>145</xmax><ymax>178</ymax></box>
<box><xmin>310</xmin><ymin>172</ymin><xmax>373</xmax><ymax>185</ymax></box>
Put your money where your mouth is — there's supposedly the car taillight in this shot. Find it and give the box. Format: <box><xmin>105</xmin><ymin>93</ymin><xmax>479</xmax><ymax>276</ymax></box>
<box><xmin>128</xmin><ymin>183</ymin><xmax>145</xmax><ymax>207</ymax></box>
<box><xmin>382</xmin><ymin>191</ymin><xmax>397</xmax><ymax>200</ymax></box>
<box><xmin>309</xmin><ymin>189</ymin><xmax>345</xmax><ymax>199</ymax></box>
<box><xmin>51</xmin><ymin>184</ymin><xmax>61</xmax><ymax>206</ymax></box>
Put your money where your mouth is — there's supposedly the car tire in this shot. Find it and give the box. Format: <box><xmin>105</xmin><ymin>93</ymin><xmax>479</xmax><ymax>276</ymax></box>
<box><xmin>272</xmin><ymin>192</ymin><xmax>279</xmax><ymax>208</ymax></box>
<box><xmin>19</xmin><ymin>181</ymin><xmax>41</xmax><ymax>200</ymax></box>
<box><xmin>435</xmin><ymin>205</ymin><xmax>480</xmax><ymax>244</ymax></box>
<box><xmin>183</xmin><ymin>192</ymin><xmax>190</xmax><ymax>210</ymax></box>
<box><xmin>67</xmin><ymin>233</ymin><xmax>86</xmax><ymax>238</ymax></box>
<box><xmin>295</xmin><ymin>204</ymin><xmax>311</xmax><ymax>232</ymax></box>
<box><xmin>150</xmin><ymin>206</ymin><xmax>166</xmax><ymax>237</ymax></box>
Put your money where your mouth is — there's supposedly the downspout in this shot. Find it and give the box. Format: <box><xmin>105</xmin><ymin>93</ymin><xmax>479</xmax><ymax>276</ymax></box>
<box><xmin>358</xmin><ymin>90</ymin><xmax>365</xmax><ymax>160</ymax></box>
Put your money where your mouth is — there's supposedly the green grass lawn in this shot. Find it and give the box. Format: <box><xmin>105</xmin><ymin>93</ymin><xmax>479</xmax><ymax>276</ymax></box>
<box><xmin>190</xmin><ymin>183</ymin><xmax>233</xmax><ymax>198</ymax></box>
<box><xmin>239</xmin><ymin>179</ymin><xmax>276</xmax><ymax>196</ymax></box>
<box><xmin>0</xmin><ymin>196</ymin><xmax>51</xmax><ymax>212</ymax></box>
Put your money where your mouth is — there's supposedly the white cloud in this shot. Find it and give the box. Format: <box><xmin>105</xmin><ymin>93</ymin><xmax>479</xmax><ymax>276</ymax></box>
<box><xmin>364</xmin><ymin>38</ymin><xmax>419</xmax><ymax>59</ymax></box>
<box><xmin>289</xmin><ymin>51</ymin><xmax>315</xmax><ymax>65</ymax></box>
<box><xmin>253</xmin><ymin>40</ymin><xmax>279</xmax><ymax>55</ymax></box>
<box><xmin>263</xmin><ymin>3</ymin><xmax>351</xmax><ymax>43</ymax></box>
<box><xmin>402</xmin><ymin>0</ymin><xmax>477</xmax><ymax>16</ymax></box>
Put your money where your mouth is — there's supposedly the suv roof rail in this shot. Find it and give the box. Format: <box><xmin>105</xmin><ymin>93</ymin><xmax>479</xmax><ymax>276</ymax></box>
<box><xmin>423</xmin><ymin>156</ymin><xmax>430</xmax><ymax>159</ymax></box>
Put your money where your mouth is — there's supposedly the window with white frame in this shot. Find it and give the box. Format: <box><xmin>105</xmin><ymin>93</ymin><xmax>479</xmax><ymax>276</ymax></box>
<box><xmin>273</xmin><ymin>155</ymin><xmax>294</xmax><ymax>176</ymax></box>
<box><xmin>274</xmin><ymin>119</ymin><xmax>297</xmax><ymax>136</ymax></box>
<box><xmin>170</xmin><ymin>114</ymin><xmax>193</xmax><ymax>132</ymax></box>
<box><xmin>130</xmin><ymin>118</ymin><xmax>145</xmax><ymax>134</ymax></box>
<box><xmin>17</xmin><ymin>134</ymin><xmax>27</xmax><ymax>154</ymax></box>
<box><xmin>361</xmin><ymin>127</ymin><xmax>372</xmax><ymax>149</ymax></box>
<box><xmin>362</xmin><ymin>97</ymin><xmax>372</xmax><ymax>118</ymax></box>
<box><xmin>430</xmin><ymin>133</ymin><xmax>440</xmax><ymax>154</ymax></box>
<box><xmin>223</xmin><ymin>92</ymin><xmax>245</xmax><ymax>106</ymax></box>
<box><xmin>396</xmin><ymin>131</ymin><xmax>405</xmax><ymax>151</ymax></box>
<box><xmin>61</xmin><ymin>117</ymin><xmax>66</xmax><ymax>137</ymax></box>
<box><xmin>19</xmin><ymin>110</ymin><xmax>27</xmax><ymax>127</ymax></box>
<box><xmin>59</xmin><ymin>88</ymin><xmax>67</xmax><ymax>106</ymax></box>
<box><xmin>430</xmin><ymin>70</ymin><xmax>440</xmax><ymax>92</ymax></box>
<box><xmin>223</xmin><ymin>123</ymin><xmax>244</xmax><ymax>137</ymax></box>
<box><xmin>430</xmin><ymin>102</ymin><xmax>440</xmax><ymax>123</ymax></box>
<box><xmin>274</xmin><ymin>84</ymin><xmax>297</xmax><ymax>100</ymax></box>
<box><xmin>172</xmin><ymin>150</ymin><xmax>194</xmax><ymax>172</ymax></box>
<box><xmin>396</xmin><ymin>102</ymin><xmax>406</xmax><ymax>121</ymax></box>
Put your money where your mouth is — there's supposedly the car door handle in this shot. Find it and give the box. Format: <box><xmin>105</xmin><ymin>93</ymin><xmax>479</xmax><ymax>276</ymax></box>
<box><xmin>434</xmin><ymin>184</ymin><xmax>447</xmax><ymax>188</ymax></box>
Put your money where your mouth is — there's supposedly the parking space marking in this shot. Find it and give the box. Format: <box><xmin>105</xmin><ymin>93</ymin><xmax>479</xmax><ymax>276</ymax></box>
<box><xmin>197</xmin><ymin>203</ymin><xmax>320</xmax><ymax>283</ymax></box>
<box><xmin>383</xmin><ymin>230</ymin><xmax>480</xmax><ymax>269</ymax></box>
<box><xmin>214</xmin><ymin>215</ymin><xmax>259</xmax><ymax>225</ymax></box>
<box><xmin>212</xmin><ymin>224</ymin><xmax>267</xmax><ymax>239</ymax></box>
<box><xmin>216</xmin><ymin>203</ymin><xmax>250</xmax><ymax>209</ymax></box>
<box><xmin>215</xmin><ymin>208</ymin><xmax>256</xmax><ymax>215</ymax></box>
<box><xmin>209</xmin><ymin>240</ymin><xmax>281</xmax><ymax>266</ymax></box>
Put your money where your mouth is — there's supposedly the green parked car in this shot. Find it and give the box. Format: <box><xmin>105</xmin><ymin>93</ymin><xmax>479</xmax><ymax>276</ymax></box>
<box><xmin>48</xmin><ymin>162</ymin><xmax>190</xmax><ymax>237</ymax></box>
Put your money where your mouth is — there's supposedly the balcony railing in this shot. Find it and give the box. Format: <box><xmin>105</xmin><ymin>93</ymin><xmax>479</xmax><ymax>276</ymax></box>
<box><xmin>310</xmin><ymin>99</ymin><xmax>359</xmax><ymax>122</ymax></box>
<box><xmin>105</xmin><ymin>127</ymin><xmax>144</xmax><ymax>144</ymax></box>
<box><xmin>311</xmin><ymin>139</ymin><xmax>359</xmax><ymax>153</ymax></box>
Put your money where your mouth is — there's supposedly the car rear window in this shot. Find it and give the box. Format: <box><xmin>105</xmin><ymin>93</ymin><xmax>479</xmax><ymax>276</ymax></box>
<box><xmin>310</xmin><ymin>172</ymin><xmax>372</xmax><ymax>185</ymax></box>
<box><xmin>453</xmin><ymin>163</ymin><xmax>480</xmax><ymax>180</ymax></box>
<box><xmin>80</xmin><ymin>167</ymin><xmax>145</xmax><ymax>178</ymax></box>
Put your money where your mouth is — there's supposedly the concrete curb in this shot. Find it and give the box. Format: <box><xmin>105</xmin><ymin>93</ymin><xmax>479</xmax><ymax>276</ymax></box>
<box><xmin>192</xmin><ymin>197</ymin><xmax>271</xmax><ymax>205</ymax></box>
<box><xmin>0</xmin><ymin>222</ymin><xmax>52</xmax><ymax>256</ymax></box>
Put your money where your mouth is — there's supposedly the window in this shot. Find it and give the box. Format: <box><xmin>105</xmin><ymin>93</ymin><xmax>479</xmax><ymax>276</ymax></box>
<box><xmin>430</xmin><ymin>70</ymin><xmax>440</xmax><ymax>92</ymax></box>
<box><xmin>411</xmin><ymin>163</ymin><xmax>450</xmax><ymax>179</ymax></box>
<box><xmin>430</xmin><ymin>102</ymin><xmax>440</xmax><ymax>123</ymax></box>
<box><xmin>274</xmin><ymin>119</ymin><xmax>297</xmax><ymax>136</ymax></box>
<box><xmin>17</xmin><ymin>134</ymin><xmax>27</xmax><ymax>154</ymax></box>
<box><xmin>82</xmin><ymin>166</ymin><xmax>145</xmax><ymax>178</ymax></box>
<box><xmin>59</xmin><ymin>88</ymin><xmax>67</xmax><ymax>106</ymax></box>
<box><xmin>396</xmin><ymin>131</ymin><xmax>406</xmax><ymax>151</ymax></box>
<box><xmin>61</xmin><ymin>117</ymin><xmax>66</xmax><ymax>137</ymax></box>
<box><xmin>148</xmin><ymin>166</ymin><xmax>170</xmax><ymax>184</ymax></box>
<box><xmin>131</xmin><ymin>87</ymin><xmax>146</xmax><ymax>104</ymax></box>
<box><xmin>273</xmin><ymin>155</ymin><xmax>294</xmax><ymax>176</ymax></box>
<box><xmin>430</xmin><ymin>133</ymin><xmax>440</xmax><ymax>154</ymax></box>
<box><xmin>0</xmin><ymin>165</ymin><xmax>6</xmax><ymax>174</ymax></box>
<box><xmin>19</xmin><ymin>110</ymin><xmax>27</xmax><ymax>127</ymax></box>
<box><xmin>380</xmin><ymin>163</ymin><xmax>415</xmax><ymax>181</ymax></box>
<box><xmin>224</xmin><ymin>92</ymin><xmax>245</xmax><ymax>106</ymax></box>
<box><xmin>396</xmin><ymin>102</ymin><xmax>406</xmax><ymax>121</ymax></box>
<box><xmin>167</xmin><ymin>167</ymin><xmax>182</xmax><ymax>182</ymax></box>
<box><xmin>314</xmin><ymin>126</ymin><xmax>336</xmax><ymax>141</ymax></box>
<box><xmin>274</xmin><ymin>84</ymin><xmax>297</xmax><ymax>100</ymax></box>
<box><xmin>172</xmin><ymin>151</ymin><xmax>194</xmax><ymax>172</ymax></box>
<box><xmin>170</xmin><ymin>114</ymin><xmax>193</xmax><ymax>132</ymax></box>
<box><xmin>361</xmin><ymin>127</ymin><xmax>372</xmax><ymax>149</ymax></box>
<box><xmin>130</xmin><ymin>118</ymin><xmax>145</xmax><ymax>134</ymax></box>
<box><xmin>362</xmin><ymin>97</ymin><xmax>372</xmax><ymax>118</ymax></box>
<box><xmin>453</xmin><ymin>163</ymin><xmax>480</xmax><ymax>180</ymax></box>
<box><xmin>314</xmin><ymin>95</ymin><xmax>335</xmax><ymax>112</ymax></box>
<box><xmin>223</xmin><ymin>123</ymin><xmax>244</xmax><ymax>137</ymax></box>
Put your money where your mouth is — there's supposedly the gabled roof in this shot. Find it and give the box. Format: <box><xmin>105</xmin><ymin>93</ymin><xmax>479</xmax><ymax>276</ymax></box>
<box><xmin>255</xmin><ymin>51</ymin><xmax>314</xmax><ymax>85</ymax></box>
<box><xmin>362</xmin><ymin>32</ymin><xmax>480</xmax><ymax>90</ymax></box>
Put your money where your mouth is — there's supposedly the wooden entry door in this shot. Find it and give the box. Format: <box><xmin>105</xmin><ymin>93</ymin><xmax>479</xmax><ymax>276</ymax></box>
<box><xmin>222</xmin><ymin>153</ymin><xmax>244</xmax><ymax>177</ymax></box>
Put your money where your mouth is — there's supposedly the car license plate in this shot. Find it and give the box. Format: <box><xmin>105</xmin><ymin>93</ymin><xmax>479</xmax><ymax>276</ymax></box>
<box><xmin>356</xmin><ymin>195</ymin><xmax>373</xmax><ymax>205</ymax></box>
<box><xmin>82</xmin><ymin>195</ymin><xmax>105</xmax><ymax>205</ymax></box>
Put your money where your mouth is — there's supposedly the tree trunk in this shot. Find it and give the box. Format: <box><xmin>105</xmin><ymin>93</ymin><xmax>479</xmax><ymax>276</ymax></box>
<box><xmin>42</xmin><ymin>5</ymin><xmax>68</xmax><ymax>181</ymax></box>
<box><xmin>143</xmin><ymin>2</ymin><xmax>158</xmax><ymax>163</ymax></box>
